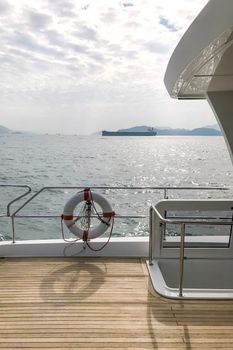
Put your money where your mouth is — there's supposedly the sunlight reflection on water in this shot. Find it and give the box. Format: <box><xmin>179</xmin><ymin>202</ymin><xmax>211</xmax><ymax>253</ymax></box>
<box><xmin>0</xmin><ymin>134</ymin><xmax>232</xmax><ymax>239</ymax></box>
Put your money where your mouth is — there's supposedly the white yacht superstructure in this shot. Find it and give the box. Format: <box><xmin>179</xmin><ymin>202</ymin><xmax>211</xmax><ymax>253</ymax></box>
<box><xmin>148</xmin><ymin>0</ymin><xmax>233</xmax><ymax>299</ymax></box>
<box><xmin>164</xmin><ymin>0</ymin><xmax>233</xmax><ymax>160</ymax></box>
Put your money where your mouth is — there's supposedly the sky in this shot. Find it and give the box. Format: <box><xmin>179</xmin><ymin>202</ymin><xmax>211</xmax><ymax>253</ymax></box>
<box><xmin>0</xmin><ymin>0</ymin><xmax>215</xmax><ymax>135</ymax></box>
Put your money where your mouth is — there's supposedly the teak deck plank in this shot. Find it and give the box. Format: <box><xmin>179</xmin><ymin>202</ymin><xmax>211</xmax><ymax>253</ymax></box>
<box><xmin>0</xmin><ymin>257</ymin><xmax>233</xmax><ymax>349</ymax></box>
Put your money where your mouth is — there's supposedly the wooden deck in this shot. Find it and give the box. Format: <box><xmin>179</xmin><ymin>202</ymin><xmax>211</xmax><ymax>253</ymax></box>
<box><xmin>0</xmin><ymin>258</ymin><xmax>233</xmax><ymax>349</ymax></box>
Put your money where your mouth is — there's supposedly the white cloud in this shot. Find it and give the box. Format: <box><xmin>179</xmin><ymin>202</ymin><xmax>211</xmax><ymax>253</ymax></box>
<box><xmin>0</xmin><ymin>0</ymin><xmax>213</xmax><ymax>134</ymax></box>
<box><xmin>28</xmin><ymin>11</ymin><xmax>52</xmax><ymax>30</ymax></box>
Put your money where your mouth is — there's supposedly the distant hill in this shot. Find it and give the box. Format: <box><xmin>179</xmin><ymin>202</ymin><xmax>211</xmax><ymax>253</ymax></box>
<box><xmin>156</xmin><ymin>127</ymin><xmax>221</xmax><ymax>136</ymax></box>
<box><xmin>0</xmin><ymin>125</ymin><xmax>11</xmax><ymax>134</ymax></box>
<box><xmin>118</xmin><ymin>125</ymin><xmax>163</xmax><ymax>132</ymax></box>
<box><xmin>188</xmin><ymin>127</ymin><xmax>221</xmax><ymax>136</ymax></box>
<box><xmin>204</xmin><ymin>123</ymin><xmax>221</xmax><ymax>131</ymax></box>
<box><xmin>115</xmin><ymin>125</ymin><xmax>222</xmax><ymax>136</ymax></box>
<box><xmin>0</xmin><ymin>125</ymin><xmax>30</xmax><ymax>135</ymax></box>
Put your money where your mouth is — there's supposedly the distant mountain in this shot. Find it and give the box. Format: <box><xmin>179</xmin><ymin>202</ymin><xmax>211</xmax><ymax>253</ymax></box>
<box><xmin>0</xmin><ymin>125</ymin><xmax>32</xmax><ymax>135</ymax></box>
<box><xmin>0</xmin><ymin>125</ymin><xmax>11</xmax><ymax>134</ymax></box>
<box><xmin>156</xmin><ymin>127</ymin><xmax>221</xmax><ymax>136</ymax></box>
<box><xmin>118</xmin><ymin>125</ymin><xmax>157</xmax><ymax>132</ymax></box>
<box><xmin>204</xmin><ymin>123</ymin><xmax>221</xmax><ymax>131</ymax></box>
<box><xmin>188</xmin><ymin>127</ymin><xmax>221</xmax><ymax>136</ymax></box>
<box><xmin>116</xmin><ymin>125</ymin><xmax>221</xmax><ymax>136</ymax></box>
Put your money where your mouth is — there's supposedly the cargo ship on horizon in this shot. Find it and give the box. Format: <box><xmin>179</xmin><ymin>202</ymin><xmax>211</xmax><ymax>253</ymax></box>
<box><xmin>102</xmin><ymin>128</ymin><xmax>157</xmax><ymax>136</ymax></box>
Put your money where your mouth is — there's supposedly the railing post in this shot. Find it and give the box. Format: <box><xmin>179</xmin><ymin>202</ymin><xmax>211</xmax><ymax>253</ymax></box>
<box><xmin>179</xmin><ymin>223</ymin><xmax>185</xmax><ymax>297</ymax></box>
<box><xmin>163</xmin><ymin>189</ymin><xmax>168</xmax><ymax>242</ymax></box>
<box><xmin>163</xmin><ymin>211</ymin><xmax>167</xmax><ymax>241</ymax></box>
<box><xmin>149</xmin><ymin>206</ymin><xmax>153</xmax><ymax>265</ymax></box>
<box><xmin>11</xmin><ymin>216</ymin><xmax>16</xmax><ymax>243</ymax></box>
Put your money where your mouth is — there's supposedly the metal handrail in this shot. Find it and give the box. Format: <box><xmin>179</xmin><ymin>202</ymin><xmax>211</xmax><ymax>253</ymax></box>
<box><xmin>11</xmin><ymin>185</ymin><xmax>229</xmax><ymax>217</ymax></box>
<box><xmin>149</xmin><ymin>204</ymin><xmax>233</xmax><ymax>297</ymax></box>
<box><xmin>0</xmin><ymin>184</ymin><xmax>32</xmax><ymax>216</ymax></box>
<box><xmin>10</xmin><ymin>185</ymin><xmax>229</xmax><ymax>242</ymax></box>
<box><xmin>150</xmin><ymin>204</ymin><xmax>233</xmax><ymax>226</ymax></box>
<box><xmin>0</xmin><ymin>184</ymin><xmax>229</xmax><ymax>245</ymax></box>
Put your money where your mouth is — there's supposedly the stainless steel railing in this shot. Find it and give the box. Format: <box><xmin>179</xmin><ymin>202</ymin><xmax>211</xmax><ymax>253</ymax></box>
<box><xmin>149</xmin><ymin>204</ymin><xmax>233</xmax><ymax>297</ymax></box>
<box><xmin>11</xmin><ymin>185</ymin><xmax>228</xmax><ymax>216</ymax></box>
<box><xmin>0</xmin><ymin>184</ymin><xmax>32</xmax><ymax>217</ymax></box>
<box><xmin>0</xmin><ymin>184</ymin><xmax>229</xmax><ymax>245</ymax></box>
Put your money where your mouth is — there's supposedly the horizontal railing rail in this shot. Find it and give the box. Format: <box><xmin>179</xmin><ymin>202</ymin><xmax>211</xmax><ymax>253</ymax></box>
<box><xmin>10</xmin><ymin>185</ymin><xmax>229</xmax><ymax>217</ymax></box>
<box><xmin>150</xmin><ymin>204</ymin><xmax>233</xmax><ymax>226</ymax></box>
<box><xmin>11</xmin><ymin>214</ymin><xmax>148</xmax><ymax>219</ymax></box>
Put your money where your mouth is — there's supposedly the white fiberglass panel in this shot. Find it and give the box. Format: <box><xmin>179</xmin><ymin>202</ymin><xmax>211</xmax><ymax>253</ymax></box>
<box><xmin>172</xmin><ymin>29</ymin><xmax>232</xmax><ymax>98</ymax></box>
<box><xmin>147</xmin><ymin>259</ymin><xmax>233</xmax><ymax>299</ymax></box>
<box><xmin>159</xmin><ymin>259</ymin><xmax>233</xmax><ymax>289</ymax></box>
<box><xmin>164</xmin><ymin>0</ymin><xmax>233</xmax><ymax>99</ymax></box>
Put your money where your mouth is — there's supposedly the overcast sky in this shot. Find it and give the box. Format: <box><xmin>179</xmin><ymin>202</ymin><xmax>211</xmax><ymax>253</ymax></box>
<box><xmin>0</xmin><ymin>0</ymin><xmax>214</xmax><ymax>135</ymax></box>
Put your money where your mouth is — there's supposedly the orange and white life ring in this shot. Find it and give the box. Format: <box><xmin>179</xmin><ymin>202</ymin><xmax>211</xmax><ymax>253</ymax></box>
<box><xmin>63</xmin><ymin>188</ymin><xmax>114</xmax><ymax>240</ymax></box>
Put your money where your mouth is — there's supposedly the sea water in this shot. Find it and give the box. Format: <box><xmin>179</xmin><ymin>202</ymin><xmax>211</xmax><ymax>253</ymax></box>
<box><xmin>0</xmin><ymin>134</ymin><xmax>232</xmax><ymax>240</ymax></box>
